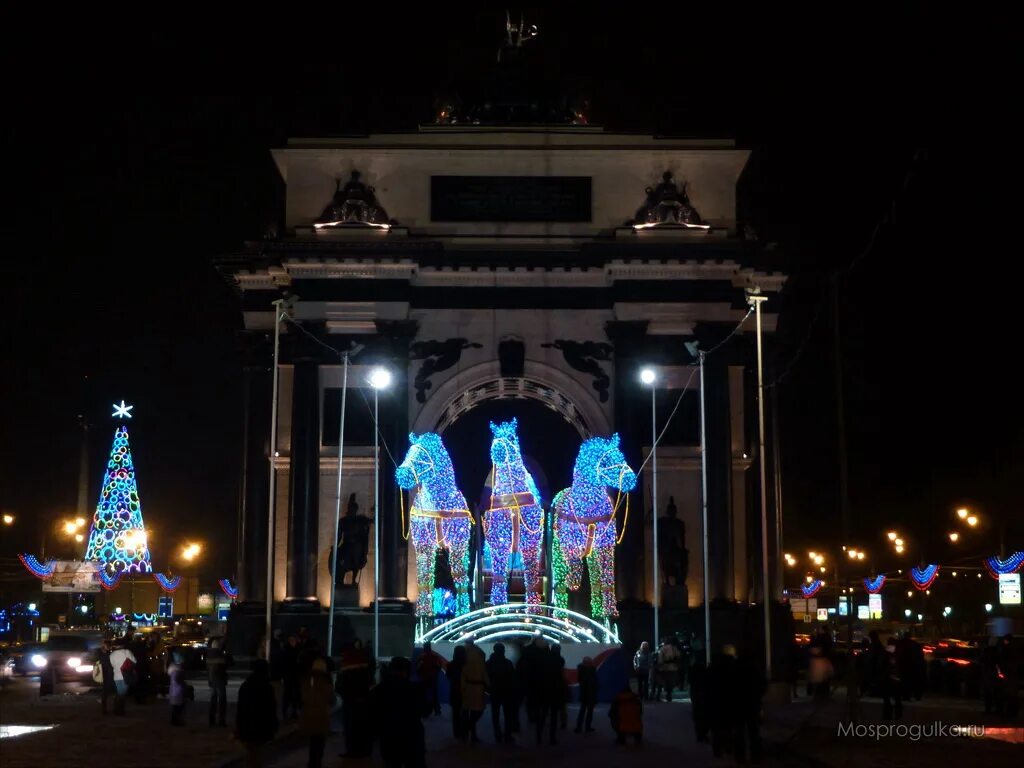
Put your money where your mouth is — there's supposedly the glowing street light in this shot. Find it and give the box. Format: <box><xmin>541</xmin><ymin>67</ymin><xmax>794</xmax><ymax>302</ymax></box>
<box><xmin>956</xmin><ymin>508</ymin><xmax>969</xmax><ymax>520</ymax></box>
<box><xmin>904</xmin><ymin>609</ymin><xmax>912</xmax><ymax>618</ymax></box>
<box><xmin>368</xmin><ymin>367</ymin><xmax>392</xmax><ymax>391</ymax></box>
<box><xmin>639</xmin><ymin>367</ymin><xmax>657</xmax><ymax>386</ymax></box>
<box><xmin>181</xmin><ymin>542</ymin><xmax>201</xmax><ymax>561</ymax></box>
<box><xmin>966</xmin><ymin>515</ymin><xmax>978</xmax><ymax>527</ymax></box>
<box><xmin>2</xmin><ymin>513</ymin><xmax>14</xmax><ymax>525</ymax></box>
<box><xmin>985</xmin><ymin>603</ymin><xmax>993</xmax><ymax>613</ymax></box>
<box><xmin>894</xmin><ymin>538</ymin><xmax>904</xmax><ymax>547</ymax></box>
<box><xmin>895</xmin><ymin>545</ymin><xmax>905</xmax><ymax>554</ymax></box>
<box><xmin>63</xmin><ymin>520</ymin><xmax>79</xmax><ymax>536</ymax></box>
<box><xmin>948</xmin><ymin>532</ymin><xmax>960</xmax><ymax>543</ymax></box>
<box><xmin>887</xmin><ymin>531</ymin><xmax>898</xmax><ymax>541</ymax></box>
<box><xmin>74</xmin><ymin>534</ymin><xmax>84</xmax><ymax>543</ymax></box>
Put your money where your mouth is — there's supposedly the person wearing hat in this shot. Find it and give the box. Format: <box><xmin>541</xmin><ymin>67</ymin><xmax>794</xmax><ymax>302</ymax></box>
<box><xmin>300</xmin><ymin>657</ymin><xmax>336</xmax><ymax>768</ymax></box>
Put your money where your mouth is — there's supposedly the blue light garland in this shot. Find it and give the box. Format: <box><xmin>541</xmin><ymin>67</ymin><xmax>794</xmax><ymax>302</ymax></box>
<box><xmin>153</xmin><ymin>573</ymin><xmax>182</xmax><ymax>593</ymax></box>
<box><xmin>396</xmin><ymin>432</ymin><xmax>473</xmax><ymax>617</ymax></box>
<box><xmin>551</xmin><ymin>434</ymin><xmax>636</xmax><ymax>619</ymax></box>
<box><xmin>801</xmin><ymin>580</ymin><xmax>824</xmax><ymax>598</ymax></box>
<box><xmin>218</xmin><ymin>578</ymin><xmax>239</xmax><ymax>599</ymax></box>
<box><xmin>18</xmin><ymin>554</ymin><xmax>56</xmax><ymax>579</ymax></box>
<box><xmin>910</xmin><ymin>564</ymin><xmax>939</xmax><ymax>590</ymax></box>
<box><xmin>863</xmin><ymin>574</ymin><xmax>886</xmax><ymax>594</ymax></box>
<box><xmin>983</xmin><ymin>552</ymin><xmax>1024</xmax><ymax>579</ymax></box>
<box><xmin>84</xmin><ymin>425</ymin><xmax>152</xmax><ymax>574</ymax></box>
<box><xmin>98</xmin><ymin>568</ymin><xmax>124</xmax><ymax>591</ymax></box>
<box><xmin>484</xmin><ymin>418</ymin><xmax>545</xmax><ymax>609</ymax></box>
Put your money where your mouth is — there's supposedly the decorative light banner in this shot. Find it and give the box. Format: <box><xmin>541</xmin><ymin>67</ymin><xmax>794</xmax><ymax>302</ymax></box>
<box><xmin>218</xmin><ymin>578</ymin><xmax>238</xmax><ymax>600</ymax></box>
<box><xmin>153</xmin><ymin>573</ymin><xmax>182</xmax><ymax>593</ymax></box>
<box><xmin>863</xmin><ymin>574</ymin><xmax>886</xmax><ymax>594</ymax></box>
<box><xmin>984</xmin><ymin>552</ymin><xmax>1024</xmax><ymax>579</ymax></box>
<box><xmin>98</xmin><ymin>568</ymin><xmax>124</xmax><ymax>591</ymax></box>
<box><xmin>18</xmin><ymin>554</ymin><xmax>56</xmax><ymax>579</ymax></box>
<box><xmin>801</xmin><ymin>579</ymin><xmax>824</xmax><ymax>598</ymax></box>
<box><xmin>910</xmin><ymin>564</ymin><xmax>939</xmax><ymax>590</ymax></box>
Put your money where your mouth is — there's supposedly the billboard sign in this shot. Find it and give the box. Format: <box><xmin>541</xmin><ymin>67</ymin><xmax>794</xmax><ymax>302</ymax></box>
<box><xmin>999</xmin><ymin>573</ymin><xmax>1021</xmax><ymax>605</ymax></box>
<box><xmin>868</xmin><ymin>593</ymin><xmax>883</xmax><ymax>619</ymax></box>
<box><xmin>41</xmin><ymin>560</ymin><xmax>101</xmax><ymax>593</ymax></box>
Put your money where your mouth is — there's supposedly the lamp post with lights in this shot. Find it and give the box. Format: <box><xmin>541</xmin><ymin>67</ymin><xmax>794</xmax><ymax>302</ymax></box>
<box><xmin>369</xmin><ymin>366</ymin><xmax>392</xmax><ymax>663</ymax></box>
<box><xmin>639</xmin><ymin>366</ymin><xmax>659</xmax><ymax>650</ymax></box>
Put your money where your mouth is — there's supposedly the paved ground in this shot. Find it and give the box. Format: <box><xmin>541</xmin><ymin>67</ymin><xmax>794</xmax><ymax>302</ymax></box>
<box><xmin>2</xmin><ymin>674</ymin><xmax>1020</xmax><ymax>767</ymax></box>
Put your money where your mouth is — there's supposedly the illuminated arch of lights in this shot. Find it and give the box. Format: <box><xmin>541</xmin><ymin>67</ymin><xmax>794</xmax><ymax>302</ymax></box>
<box><xmin>99</xmin><ymin>569</ymin><xmax>124</xmax><ymax>590</ymax></box>
<box><xmin>218</xmin><ymin>579</ymin><xmax>239</xmax><ymax>599</ymax></box>
<box><xmin>983</xmin><ymin>552</ymin><xmax>1024</xmax><ymax>579</ymax></box>
<box><xmin>910</xmin><ymin>564</ymin><xmax>940</xmax><ymax>590</ymax></box>
<box><xmin>18</xmin><ymin>554</ymin><xmax>57</xmax><ymax>579</ymax></box>
<box><xmin>153</xmin><ymin>573</ymin><xmax>182</xmax><ymax>593</ymax></box>
<box><xmin>863</xmin><ymin>574</ymin><xmax>886</xmax><ymax>594</ymax></box>
<box><xmin>417</xmin><ymin>604</ymin><xmax>620</xmax><ymax>645</ymax></box>
<box><xmin>801</xmin><ymin>580</ymin><xmax>824</xmax><ymax>598</ymax></box>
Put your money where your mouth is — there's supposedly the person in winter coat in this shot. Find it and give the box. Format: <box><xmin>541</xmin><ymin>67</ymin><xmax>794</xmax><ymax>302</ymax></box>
<box><xmin>416</xmin><ymin>641</ymin><xmax>444</xmax><ymax>716</ymax></box>
<box><xmin>207</xmin><ymin>637</ymin><xmax>230</xmax><ymax>727</ymax></box>
<box><xmin>486</xmin><ymin>643</ymin><xmax>517</xmax><ymax>743</ymax></box>
<box><xmin>460</xmin><ymin>640</ymin><xmax>488</xmax><ymax>743</ymax></box>
<box><xmin>300</xmin><ymin>658</ymin><xmax>336</xmax><ymax>768</ymax></box>
<box><xmin>633</xmin><ymin>641</ymin><xmax>651</xmax><ymax>701</ymax></box>
<box><xmin>609</xmin><ymin>686</ymin><xmax>643</xmax><ymax>743</ymax></box>
<box><xmin>881</xmin><ymin>641</ymin><xmax>903</xmax><ymax>721</ymax></box>
<box><xmin>688</xmin><ymin>656</ymin><xmax>710</xmax><ymax>742</ymax></box>
<box><xmin>656</xmin><ymin>639</ymin><xmax>681</xmax><ymax>702</ymax></box>
<box><xmin>168</xmin><ymin>651</ymin><xmax>187</xmax><ymax>726</ymax></box>
<box><xmin>109</xmin><ymin>639</ymin><xmax>137</xmax><ymax>715</ymax></box>
<box><xmin>446</xmin><ymin>645</ymin><xmax>467</xmax><ymax>740</ymax></box>
<box><xmin>336</xmin><ymin>639</ymin><xmax>374</xmax><ymax>757</ymax></box>
<box><xmin>97</xmin><ymin>639</ymin><xmax>117</xmax><ymax>715</ymax></box>
<box><xmin>236</xmin><ymin>659</ymin><xmax>278</xmax><ymax>768</ymax></box>
<box><xmin>575</xmin><ymin>656</ymin><xmax>598</xmax><ymax>734</ymax></box>
<box><xmin>370</xmin><ymin>657</ymin><xmax>431</xmax><ymax>768</ymax></box>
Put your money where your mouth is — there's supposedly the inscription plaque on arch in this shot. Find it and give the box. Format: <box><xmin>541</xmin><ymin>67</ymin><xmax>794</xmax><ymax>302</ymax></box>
<box><xmin>431</xmin><ymin>175</ymin><xmax>592</xmax><ymax>222</ymax></box>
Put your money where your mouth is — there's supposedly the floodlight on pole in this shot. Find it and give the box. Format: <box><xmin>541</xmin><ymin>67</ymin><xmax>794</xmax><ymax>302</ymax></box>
<box><xmin>369</xmin><ymin>365</ymin><xmax>391</xmax><ymax>665</ymax></box>
<box><xmin>640</xmin><ymin>365</ymin><xmax>659</xmax><ymax>648</ymax></box>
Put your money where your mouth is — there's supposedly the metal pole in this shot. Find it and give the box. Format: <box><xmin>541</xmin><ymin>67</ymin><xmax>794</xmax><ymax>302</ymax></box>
<box><xmin>327</xmin><ymin>353</ymin><xmax>349</xmax><ymax>657</ymax></box>
<box><xmin>265</xmin><ymin>300</ymin><xmax>283</xmax><ymax>662</ymax></box>
<box><xmin>373</xmin><ymin>386</ymin><xmax>381</xmax><ymax>663</ymax></box>
<box><xmin>699</xmin><ymin>351</ymin><xmax>711</xmax><ymax>665</ymax></box>
<box><xmin>751</xmin><ymin>294</ymin><xmax>772</xmax><ymax>679</ymax></box>
<box><xmin>651</xmin><ymin>385</ymin><xmax>659</xmax><ymax>648</ymax></box>
<box><xmin>771</xmin><ymin>380</ymin><xmax>784</xmax><ymax>600</ymax></box>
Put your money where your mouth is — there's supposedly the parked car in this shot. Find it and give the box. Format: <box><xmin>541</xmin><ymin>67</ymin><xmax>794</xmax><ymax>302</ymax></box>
<box><xmin>169</xmin><ymin>619</ymin><xmax>208</xmax><ymax>669</ymax></box>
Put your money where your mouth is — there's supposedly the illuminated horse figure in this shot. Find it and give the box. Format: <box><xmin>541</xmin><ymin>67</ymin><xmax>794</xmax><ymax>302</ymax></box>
<box><xmin>551</xmin><ymin>434</ymin><xmax>637</xmax><ymax>619</ymax></box>
<box><xmin>485</xmin><ymin>418</ymin><xmax>545</xmax><ymax>608</ymax></box>
<box><xmin>395</xmin><ymin>432</ymin><xmax>474</xmax><ymax>617</ymax></box>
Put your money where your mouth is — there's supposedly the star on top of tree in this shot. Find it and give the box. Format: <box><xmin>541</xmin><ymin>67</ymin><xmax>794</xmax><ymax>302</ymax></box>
<box><xmin>112</xmin><ymin>400</ymin><xmax>134</xmax><ymax>419</ymax></box>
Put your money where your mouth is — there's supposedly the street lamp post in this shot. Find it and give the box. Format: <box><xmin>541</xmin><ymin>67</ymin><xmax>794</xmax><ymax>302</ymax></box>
<box><xmin>748</xmin><ymin>291</ymin><xmax>772</xmax><ymax>679</ymax></box>
<box><xmin>265</xmin><ymin>299</ymin><xmax>284</xmax><ymax>663</ymax></box>
<box><xmin>369</xmin><ymin>367</ymin><xmax>392</xmax><ymax>665</ymax></box>
<box><xmin>326</xmin><ymin>352</ymin><xmax>350</xmax><ymax>657</ymax></box>
<box><xmin>640</xmin><ymin>367</ymin><xmax>659</xmax><ymax>648</ymax></box>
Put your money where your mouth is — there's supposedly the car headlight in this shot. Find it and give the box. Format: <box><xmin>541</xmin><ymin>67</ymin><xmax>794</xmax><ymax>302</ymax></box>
<box><xmin>31</xmin><ymin>654</ymin><xmax>47</xmax><ymax>668</ymax></box>
<box><xmin>67</xmin><ymin>657</ymin><xmax>82</xmax><ymax>668</ymax></box>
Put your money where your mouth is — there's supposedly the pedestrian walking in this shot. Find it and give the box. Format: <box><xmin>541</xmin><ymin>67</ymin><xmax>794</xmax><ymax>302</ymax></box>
<box><xmin>300</xmin><ymin>658</ymin><xmax>336</xmax><ymax>768</ymax></box>
<box><xmin>486</xmin><ymin>643</ymin><xmax>516</xmax><ymax>743</ymax></box>
<box><xmin>337</xmin><ymin>638</ymin><xmax>374</xmax><ymax>758</ymax></box>
<box><xmin>109</xmin><ymin>638</ymin><xmax>137</xmax><ymax>715</ymax></box>
<box><xmin>281</xmin><ymin>634</ymin><xmax>301</xmax><ymax>720</ymax></box>
<box><xmin>416</xmin><ymin>641</ymin><xmax>444</xmax><ymax>716</ymax></box>
<box><xmin>882</xmin><ymin>641</ymin><xmax>903</xmax><ymax>721</ymax></box>
<box><xmin>574</xmin><ymin>656</ymin><xmax>598</xmax><ymax>734</ymax></box>
<box><xmin>551</xmin><ymin>644</ymin><xmax>568</xmax><ymax>730</ymax></box>
<box><xmin>236</xmin><ymin>659</ymin><xmax>278</xmax><ymax>768</ymax></box>
<box><xmin>536</xmin><ymin>642</ymin><xmax>563</xmax><ymax>745</ymax></box>
<box><xmin>168</xmin><ymin>651</ymin><xmax>187</xmax><ymax>726</ymax></box>
<box><xmin>633</xmin><ymin>641</ymin><xmax>651</xmax><ymax>700</ymax></box>
<box><xmin>370</xmin><ymin>657</ymin><xmax>431</xmax><ymax>768</ymax></box>
<box><xmin>656</xmin><ymin>638</ymin><xmax>680</xmax><ymax>702</ymax></box>
<box><xmin>97</xmin><ymin>639</ymin><xmax>116</xmax><ymax>715</ymax></box>
<box><xmin>608</xmin><ymin>686</ymin><xmax>643</xmax><ymax>744</ymax></box>
<box><xmin>207</xmin><ymin>637</ymin><xmax>230</xmax><ymax>727</ymax></box>
<box><xmin>461</xmin><ymin>640</ymin><xmax>488</xmax><ymax>743</ymax></box>
<box><xmin>446</xmin><ymin>644</ymin><xmax>467</xmax><ymax>740</ymax></box>
<box><xmin>517</xmin><ymin>635</ymin><xmax>545</xmax><ymax>728</ymax></box>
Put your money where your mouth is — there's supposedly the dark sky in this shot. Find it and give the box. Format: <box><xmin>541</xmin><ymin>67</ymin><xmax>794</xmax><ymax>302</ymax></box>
<box><xmin>3</xmin><ymin>9</ymin><xmax>1019</xmax><ymax>589</ymax></box>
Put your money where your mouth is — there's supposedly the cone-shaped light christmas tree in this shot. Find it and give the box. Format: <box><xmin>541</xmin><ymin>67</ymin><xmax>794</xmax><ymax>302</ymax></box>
<box><xmin>84</xmin><ymin>401</ymin><xmax>152</xmax><ymax>573</ymax></box>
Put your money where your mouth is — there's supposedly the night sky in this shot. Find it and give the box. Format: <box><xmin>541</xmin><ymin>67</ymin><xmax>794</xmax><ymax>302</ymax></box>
<box><xmin>3</xmin><ymin>9</ymin><xmax>1019</xmax><ymax>595</ymax></box>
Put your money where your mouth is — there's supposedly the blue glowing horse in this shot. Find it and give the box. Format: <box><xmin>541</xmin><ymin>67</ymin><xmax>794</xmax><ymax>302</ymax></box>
<box><xmin>395</xmin><ymin>432</ymin><xmax>473</xmax><ymax>617</ymax></box>
<box><xmin>485</xmin><ymin>418</ymin><xmax>545</xmax><ymax>607</ymax></box>
<box><xmin>551</xmin><ymin>434</ymin><xmax>637</xmax><ymax>619</ymax></box>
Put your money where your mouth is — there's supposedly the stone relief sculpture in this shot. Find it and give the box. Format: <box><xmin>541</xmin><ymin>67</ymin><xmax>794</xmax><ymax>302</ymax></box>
<box><xmin>409</xmin><ymin>338</ymin><xmax>483</xmax><ymax>403</ymax></box>
<box><xmin>314</xmin><ymin>170</ymin><xmax>394</xmax><ymax>229</ymax></box>
<box><xmin>542</xmin><ymin>340</ymin><xmax>613</xmax><ymax>402</ymax></box>
<box><xmin>630</xmin><ymin>171</ymin><xmax>709</xmax><ymax>229</ymax></box>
